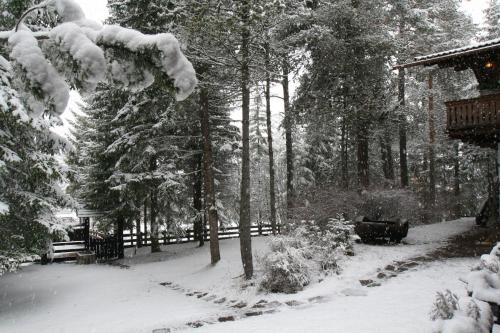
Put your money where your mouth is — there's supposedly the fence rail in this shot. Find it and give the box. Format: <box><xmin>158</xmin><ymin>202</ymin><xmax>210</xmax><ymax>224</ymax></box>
<box><xmin>123</xmin><ymin>224</ymin><xmax>279</xmax><ymax>248</ymax></box>
<box><xmin>446</xmin><ymin>94</ymin><xmax>500</xmax><ymax>131</ymax></box>
<box><xmin>51</xmin><ymin>224</ymin><xmax>279</xmax><ymax>261</ymax></box>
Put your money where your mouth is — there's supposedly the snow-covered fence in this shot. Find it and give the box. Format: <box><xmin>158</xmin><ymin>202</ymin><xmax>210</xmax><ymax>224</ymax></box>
<box><xmin>122</xmin><ymin>224</ymin><xmax>280</xmax><ymax>248</ymax></box>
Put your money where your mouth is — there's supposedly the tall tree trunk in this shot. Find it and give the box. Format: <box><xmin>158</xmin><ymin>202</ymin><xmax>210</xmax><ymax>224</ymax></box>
<box><xmin>193</xmin><ymin>153</ymin><xmax>204</xmax><ymax>247</ymax></box>
<box><xmin>239</xmin><ymin>0</ymin><xmax>253</xmax><ymax>279</ymax></box>
<box><xmin>398</xmin><ymin>68</ymin><xmax>409</xmax><ymax>187</ymax></box>
<box><xmin>428</xmin><ymin>73</ymin><xmax>436</xmax><ymax>207</ymax></box>
<box><xmin>453</xmin><ymin>141</ymin><xmax>461</xmax><ymax>217</ymax></box>
<box><xmin>385</xmin><ymin>130</ymin><xmax>395</xmax><ymax>180</ymax></box>
<box><xmin>143</xmin><ymin>200</ymin><xmax>148</xmax><ymax>246</ymax></box>
<box><xmin>136</xmin><ymin>217</ymin><xmax>142</xmax><ymax>248</ymax></box>
<box><xmin>265</xmin><ymin>42</ymin><xmax>277</xmax><ymax>235</ymax></box>
<box><xmin>357</xmin><ymin>123</ymin><xmax>369</xmax><ymax>188</ymax></box>
<box><xmin>199</xmin><ymin>87</ymin><xmax>220</xmax><ymax>263</ymax></box>
<box><xmin>116</xmin><ymin>217</ymin><xmax>124</xmax><ymax>259</ymax></box>
<box><xmin>283</xmin><ymin>56</ymin><xmax>294</xmax><ymax>216</ymax></box>
<box><xmin>381</xmin><ymin>130</ymin><xmax>395</xmax><ymax>181</ymax></box>
<box><xmin>341</xmin><ymin>117</ymin><xmax>349</xmax><ymax>189</ymax></box>
<box><xmin>150</xmin><ymin>156</ymin><xmax>161</xmax><ymax>253</ymax></box>
<box><xmin>453</xmin><ymin>142</ymin><xmax>460</xmax><ymax>197</ymax></box>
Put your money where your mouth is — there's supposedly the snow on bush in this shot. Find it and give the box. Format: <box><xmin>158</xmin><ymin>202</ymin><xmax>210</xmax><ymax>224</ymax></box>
<box><xmin>260</xmin><ymin>217</ymin><xmax>355</xmax><ymax>293</ymax></box>
<box><xmin>260</xmin><ymin>235</ymin><xmax>312</xmax><ymax>293</ymax></box>
<box><xmin>429</xmin><ymin>243</ymin><xmax>500</xmax><ymax>333</ymax></box>
<box><xmin>463</xmin><ymin>243</ymin><xmax>500</xmax><ymax>304</ymax></box>
<box><xmin>430</xmin><ymin>292</ymin><xmax>492</xmax><ymax>333</ymax></box>
<box><xmin>0</xmin><ymin>255</ymin><xmax>20</xmax><ymax>276</ymax></box>
<box><xmin>0</xmin><ymin>253</ymin><xmax>38</xmax><ymax>277</ymax></box>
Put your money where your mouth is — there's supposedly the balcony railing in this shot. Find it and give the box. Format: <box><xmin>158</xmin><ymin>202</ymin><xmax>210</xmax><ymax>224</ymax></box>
<box><xmin>446</xmin><ymin>94</ymin><xmax>500</xmax><ymax>131</ymax></box>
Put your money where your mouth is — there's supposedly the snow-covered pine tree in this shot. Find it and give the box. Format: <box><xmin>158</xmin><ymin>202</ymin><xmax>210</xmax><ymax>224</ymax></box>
<box><xmin>0</xmin><ymin>0</ymin><xmax>197</xmax><ymax>260</ymax></box>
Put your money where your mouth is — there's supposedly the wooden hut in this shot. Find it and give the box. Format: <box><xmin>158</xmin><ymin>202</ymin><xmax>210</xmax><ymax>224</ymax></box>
<box><xmin>396</xmin><ymin>38</ymin><xmax>500</xmax><ymax>223</ymax></box>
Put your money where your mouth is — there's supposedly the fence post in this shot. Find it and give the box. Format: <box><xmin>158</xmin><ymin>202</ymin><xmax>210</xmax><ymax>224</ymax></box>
<box><xmin>117</xmin><ymin>218</ymin><xmax>124</xmax><ymax>259</ymax></box>
<box><xmin>83</xmin><ymin>217</ymin><xmax>90</xmax><ymax>250</ymax></box>
<box><xmin>258</xmin><ymin>224</ymin><xmax>262</xmax><ymax>236</ymax></box>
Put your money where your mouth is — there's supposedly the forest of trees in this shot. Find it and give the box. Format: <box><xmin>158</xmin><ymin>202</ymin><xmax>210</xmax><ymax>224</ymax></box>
<box><xmin>1</xmin><ymin>0</ymin><xmax>500</xmax><ymax>278</ymax></box>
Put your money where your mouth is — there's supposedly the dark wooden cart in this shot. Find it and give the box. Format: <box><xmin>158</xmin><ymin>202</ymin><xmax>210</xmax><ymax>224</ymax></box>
<box><xmin>354</xmin><ymin>216</ymin><xmax>409</xmax><ymax>243</ymax></box>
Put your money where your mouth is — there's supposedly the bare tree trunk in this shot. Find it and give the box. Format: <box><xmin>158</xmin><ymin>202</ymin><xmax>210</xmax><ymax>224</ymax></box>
<box><xmin>136</xmin><ymin>217</ymin><xmax>142</xmax><ymax>248</ymax></box>
<box><xmin>199</xmin><ymin>87</ymin><xmax>220</xmax><ymax>263</ymax></box>
<box><xmin>283</xmin><ymin>56</ymin><xmax>294</xmax><ymax>216</ymax></box>
<box><xmin>265</xmin><ymin>42</ymin><xmax>277</xmax><ymax>235</ymax></box>
<box><xmin>453</xmin><ymin>142</ymin><xmax>460</xmax><ymax>196</ymax></box>
<box><xmin>143</xmin><ymin>200</ymin><xmax>148</xmax><ymax>246</ymax></box>
<box><xmin>193</xmin><ymin>153</ymin><xmax>204</xmax><ymax>247</ymax></box>
<box><xmin>341</xmin><ymin>117</ymin><xmax>349</xmax><ymax>189</ymax></box>
<box><xmin>116</xmin><ymin>217</ymin><xmax>124</xmax><ymax>259</ymax></box>
<box><xmin>381</xmin><ymin>130</ymin><xmax>395</xmax><ymax>181</ymax></box>
<box><xmin>398</xmin><ymin>68</ymin><xmax>409</xmax><ymax>187</ymax></box>
<box><xmin>150</xmin><ymin>156</ymin><xmax>161</xmax><ymax>253</ymax></box>
<box><xmin>357</xmin><ymin>123</ymin><xmax>369</xmax><ymax>188</ymax></box>
<box><xmin>239</xmin><ymin>0</ymin><xmax>253</xmax><ymax>279</ymax></box>
<box><xmin>428</xmin><ymin>73</ymin><xmax>436</xmax><ymax>207</ymax></box>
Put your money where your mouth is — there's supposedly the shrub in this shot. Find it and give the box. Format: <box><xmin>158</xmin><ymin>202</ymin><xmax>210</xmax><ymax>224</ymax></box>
<box><xmin>260</xmin><ymin>217</ymin><xmax>355</xmax><ymax>293</ymax></box>
<box><xmin>260</xmin><ymin>235</ymin><xmax>312</xmax><ymax>293</ymax></box>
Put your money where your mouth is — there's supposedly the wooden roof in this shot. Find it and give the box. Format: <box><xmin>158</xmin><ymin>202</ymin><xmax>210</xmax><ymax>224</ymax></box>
<box><xmin>395</xmin><ymin>38</ymin><xmax>500</xmax><ymax>69</ymax></box>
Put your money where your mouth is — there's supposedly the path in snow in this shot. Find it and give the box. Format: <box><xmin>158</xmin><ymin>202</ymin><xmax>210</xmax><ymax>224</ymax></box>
<box><xmin>181</xmin><ymin>258</ymin><xmax>479</xmax><ymax>333</ymax></box>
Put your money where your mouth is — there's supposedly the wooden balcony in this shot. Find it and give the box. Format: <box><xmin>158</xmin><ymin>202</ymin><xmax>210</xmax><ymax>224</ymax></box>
<box><xmin>445</xmin><ymin>93</ymin><xmax>500</xmax><ymax>148</ymax></box>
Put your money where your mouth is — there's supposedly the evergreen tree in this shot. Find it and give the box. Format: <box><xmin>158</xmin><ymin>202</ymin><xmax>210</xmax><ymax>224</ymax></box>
<box><xmin>0</xmin><ymin>0</ymin><xmax>197</xmax><ymax>261</ymax></box>
<box><xmin>482</xmin><ymin>0</ymin><xmax>500</xmax><ymax>40</ymax></box>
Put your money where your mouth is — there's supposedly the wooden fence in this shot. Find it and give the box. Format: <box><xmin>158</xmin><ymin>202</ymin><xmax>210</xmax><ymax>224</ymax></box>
<box><xmin>123</xmin><ymin>224</ymin><xmax>279</xmax><ymax>248</ymax></box>
<box><xmin>88</xmin><ymin>235</ymin><xmax>123</xmax><ymax>260</ymax></box>
<box><xmin>51</xmin><ymin>224</ymin><xmax>279</xmax><ymax>261</ymax></box>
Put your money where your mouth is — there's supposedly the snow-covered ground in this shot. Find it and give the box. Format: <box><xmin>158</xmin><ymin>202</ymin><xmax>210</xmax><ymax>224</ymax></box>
<box><xmin>0</xmin><ymin>217</ymin><xmax>491</xmax><ymax>333</ymax></box>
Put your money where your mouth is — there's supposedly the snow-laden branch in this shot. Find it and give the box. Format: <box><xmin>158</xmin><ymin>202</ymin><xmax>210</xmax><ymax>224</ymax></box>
<box><xmin>5</xmin><ymin>0</ymin><xmax>197</xmax><ymax>118</ymax></box>
<box><xmin>8</xmin><ymin>29</ymin><xmax>70</xmax><ymax>116</ymax></box>
<box><xmin>49</xmin><ymin>22</ymin><xmax>106</xmax><ymax>92</ymax></box>
<box><xmin>96</xmin><ymin>26</ymin><xmax>197</xmax><ymax>101</ymax></box>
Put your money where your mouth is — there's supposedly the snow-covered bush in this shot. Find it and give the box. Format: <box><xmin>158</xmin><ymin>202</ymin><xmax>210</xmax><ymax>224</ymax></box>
<box><xmin>0</xmin><ymin>252</ymin><xmax>38</xmax><ymax>276</ymax></box>
<box><xmin>260</xmin><ymin>235</ymin><xmax>312</xmax><ymax>293</ymax></box>
<box><xmin>429</xmin><ymin>243</ymin><xmax>500</xmax><ymax>333</ymax></box>
<box><xmin>430</xmin><ymin>290</ymin><xmax>459</xmax><ymax>321</ymax></box>
<box><xmin>260</xmin><ymin>217</ymin><xmax>355</xmax><ymax>293</ymax></box>
<box><xmin>463</xmin><ymin>243</ymin><xmax>500</xmax><ymax>305</ymax></box>
<box><xmin>430</xmin><ymin>292</ymin><xmax>493</xmax><ymax>333</ymax></box>
<box><xmin>0</xmin><ymin>255</ymin><xmax>20</xmax><ymax>276</ymax></box>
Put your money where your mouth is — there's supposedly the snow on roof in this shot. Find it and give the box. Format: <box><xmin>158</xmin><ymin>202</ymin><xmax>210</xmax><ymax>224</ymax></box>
<box><xmin>396</xmin><ymin>38</ymin><xmax>500</xmax><ymax>69</ymax></box>
<box><xmin>414</xmin><ymin>38</ymin><xmax>500</xmax><ymax>61</ymax></box>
